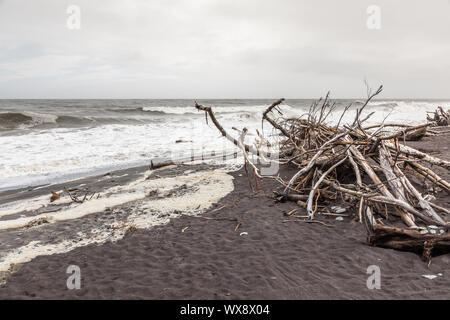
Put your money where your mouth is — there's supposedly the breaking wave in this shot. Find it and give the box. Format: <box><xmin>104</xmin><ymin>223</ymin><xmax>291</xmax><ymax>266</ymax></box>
<box><xmin>0</xmin><ymin>112</ymin><xmax>57</xmax><ymax>130</ymax></box>
<box><xmin>0</xmin><ymin>111</ymin><xmax>149</xmax><ymax>130</ymax></box>
<box><xmin>141</xmin><ymin>104</ymin><xmax>299</xmax><ymax>116</ymax></box>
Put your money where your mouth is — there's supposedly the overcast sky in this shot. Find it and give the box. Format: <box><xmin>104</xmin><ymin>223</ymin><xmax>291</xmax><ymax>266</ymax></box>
<box><xmin>0</xmin><ymin>0</ymin><xmax>449</xmax><ymax>99</ymax></box>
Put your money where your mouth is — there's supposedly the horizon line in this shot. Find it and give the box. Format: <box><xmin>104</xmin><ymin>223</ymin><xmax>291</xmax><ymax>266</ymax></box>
<box><xmin>1</xmin><ymin>97</ymin><xmax>450</xmax><ymax>101</ymax></box>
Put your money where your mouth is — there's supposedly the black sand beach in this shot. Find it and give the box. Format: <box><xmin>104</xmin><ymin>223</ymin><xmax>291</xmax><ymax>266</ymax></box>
<box><xmin>2</xmin><ymin>0</ymin><xmax>450</xmax><ymax>305</ymax></box>
<box><xmin>0</xmin><ymin>133</ymin><xmax>449</xmax><ymax>300</ymax></box>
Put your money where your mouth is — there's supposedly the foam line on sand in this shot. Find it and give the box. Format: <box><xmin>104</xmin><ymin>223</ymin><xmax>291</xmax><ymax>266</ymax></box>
<box><xmin>0</xmin><ymin>169</ymin><xmax>234</xmax><ymax>273</ymax></box>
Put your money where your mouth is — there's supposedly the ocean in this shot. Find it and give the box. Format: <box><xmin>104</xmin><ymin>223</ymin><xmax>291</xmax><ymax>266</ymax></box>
<box><xmin>0</xmin><ymin>99</ymin><xmax>448</xmax><ymax>192</ymax></box>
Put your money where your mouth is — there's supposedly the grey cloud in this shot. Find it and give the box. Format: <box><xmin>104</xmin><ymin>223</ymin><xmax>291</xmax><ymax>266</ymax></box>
<box><xmin>0</xmin><ymin>0</ymin><xmax>449</xmax><ymax>98</ymax></box>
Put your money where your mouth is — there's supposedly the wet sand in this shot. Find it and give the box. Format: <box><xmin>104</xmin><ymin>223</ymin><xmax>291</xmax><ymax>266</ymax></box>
<box><xmin>0</xmin><ymin>132</ymin><xmax>449</xmax><ymax>299</ymax></box>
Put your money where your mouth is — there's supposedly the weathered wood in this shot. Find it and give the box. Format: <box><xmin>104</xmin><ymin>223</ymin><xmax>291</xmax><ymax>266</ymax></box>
<box><xmin>427</xmin><ymin>107</ymin><xmax>450</xmax><ymax>126</ymax></box>
<box><xmin>306</xmin><ymin>156</ymin><xmax>348</xmax><ymax>218</ymax></box>
<box><xmin>368</xmin><ymin>224</ymin><xmax>450</xmax><ymax>261</ymax></box>
<box><xmin>285</xmin><ymin>132</ymin><xmax>349</xmax><ymax>191</ymax></box>
<box><xmin>385</xmin><ymin>141</ymin><xmax>450</xmax><ymax>169</ymax></box>
<box><xmin>404</xmin><ymin>126</ymin><xmax>427</xmax><ymax>141</ymax></box>
<box><xmin>350</xmin><ymin>145</ymin><xmax>416</xmax><ymax>227</ymax></box>
<box><xmin>262</xmin><ymin>98</ymin><xmax>290</xmax><ymax>137</ymax></box>
<box><xmin>406</xmin><ymin>161</ymin><xmax>450</xmax><ymax>193</ymax></box>
<box><xmin>368</xmin><ymin>196</ymin><xmax>447</xmax><ymax>227</ymax></box>
<box><xmin>195</xmin><ymin>102</ymin><xmax>277</xmax><ymax>158</ymax></box>
<box><xmin>380</xmin><ymin>143</ymin><xmax>445</xmax><ymax>224</ymax></box>
<box><xmin>347</xmin><ymin>150</ymin><xmax>362</xmax><ymax>189</ymax></box>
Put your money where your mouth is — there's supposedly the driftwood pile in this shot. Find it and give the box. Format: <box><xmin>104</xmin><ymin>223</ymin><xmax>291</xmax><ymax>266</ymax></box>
<box><xmin>195</xmin><ymin>86</ymin><xmax>450</xmax><ymax>261</ymax></box>
<box><xmin>427</xmin><ymin>106</ymin><xmax>450</xmax><ymax>127</ymax></box>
